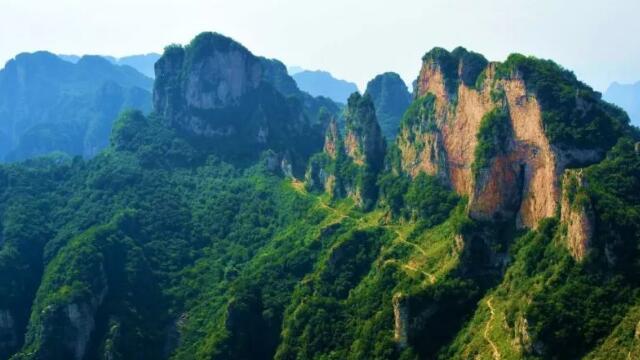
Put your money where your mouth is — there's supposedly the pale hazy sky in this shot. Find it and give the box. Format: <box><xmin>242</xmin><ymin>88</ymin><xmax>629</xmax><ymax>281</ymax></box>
<box><xmin>1</xmin><ymin>0</ymin><xmax>639</xmax><ymax>91</ymax></box>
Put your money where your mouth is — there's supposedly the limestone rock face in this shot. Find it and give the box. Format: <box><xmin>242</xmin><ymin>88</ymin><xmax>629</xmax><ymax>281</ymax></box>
<box><xmin>23</xmin><ymin>264</ymin><xmax>108</xmax><ymax>360</ymax></box>
<box><xmin>304</xmin><ymin>94</ymin><xmax>385</xmax><ymax>209</ymax></box>
<box><xmin>560</xmin><ymin>169</ymin><xmax>595</xmax><ymax>261</ymax></box>
<box><xmin>153</xmin><ymin>32</ymin><xmax>326</xmax><ymax>172</ymax></box>
<box><xmin>398</xmin><ymin>48</ymin><xmax>607</xmax><ymax>228</ymax></box>
<box><xmin>393</xmin><ymin>293</ymin><xmax>409</xmax><ymax>348</ymax></box>
<box><xmin>344</xmin><ymin>93</ymin><xmax>386</xmax><ymax>171</ymax></box>
<box><xmin>323</xmin><ymin>119</ymin><xmax>341</xmax><ymax>159</ymax></box>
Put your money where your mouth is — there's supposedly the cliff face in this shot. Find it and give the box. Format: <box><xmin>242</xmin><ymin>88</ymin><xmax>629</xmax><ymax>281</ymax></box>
<box><xmin>397</xmin><ymin>48</ymin><xmax>620</xmax><ymax>228</ymax></box>
<box><xmin>153</xmin><ymin>32</ymin><xmax>331</xmax><ymax>171</ymax></box>
<box><xmin>305</xmin><ymin>93</ymin><xmax>385</xmax><ymax>209</ymax></box>
<box><xmin>560</xmin><ymin>169</ymin><xmax>594</xmax><ymax>261</ymax></box>
<box><xmin>344</xmin><ymin>93</ymin><xmax>386</xmax><ymax>171</ymax></box>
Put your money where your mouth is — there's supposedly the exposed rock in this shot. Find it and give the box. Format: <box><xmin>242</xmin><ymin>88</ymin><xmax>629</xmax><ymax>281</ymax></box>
<box><xmin>514</xmin><ymin>315</ymin><xmax>532</xmax><ymax>353</ymax></box>
<box><xmin>344</xmin><ymin>93</ymin><xmax>386</xmax><ymax>170</ymax></box>
<box><xmin>398</xmin><ymin>48</ymin><xmax>610</xmax><ymax>228</ymax></box>
<box><xmin>323</xmin><ymin>119</ymin><xmax>341</xmax><ymax>159</ymax></box>
<box><xmin>153</xmin><ymin>32</ymin><xmax>326</xmax><ymax>172</ymax></box>
<box><xmin>392</xmin><ymin>293</ymin><xmax>409</xmax><ymax>348</ymax></box>
<box><xmin>304</xmin><ymin>94</ymin><xmax>385</xmax><ymax>209</ymax></box>
<box><xmin>560</xmin><ymin>169</ymin><xmax>595</xmax><ymax>261</ymax></box>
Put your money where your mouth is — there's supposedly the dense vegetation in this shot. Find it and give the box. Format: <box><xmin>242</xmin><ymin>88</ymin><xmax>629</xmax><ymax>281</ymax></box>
<box><xmin>472</xmin><ymin>107</ymin><xmax>512</xmax><ymax>178</ymax></box>
<box><xmin>495</xmin><ymin>53</ymin><xmax>631</xmax><ymax>150</ymax></box>
<box><xmin>421</xmin><ymin>47</ymin><xmax>488</xmax><ymax>96</ymax></box>
<box><xmin>0</xmin><ymin>34</ymin><xmax>639</xmax><ymax>360</ymax></box>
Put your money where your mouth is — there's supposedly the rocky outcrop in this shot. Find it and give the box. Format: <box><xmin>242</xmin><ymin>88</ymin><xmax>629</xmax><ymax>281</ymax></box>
<box><xmin>364</xmin><ymin>72</ymin><xmax>412</xmax><ymax>140</ymax></box>
<box><xmin>393</xmin><ymin>293</ymin><xmax>409</xmax><ymax>348</ymax></box>
<box><xmin>344</xmin><ymin>93</ymin><xmax>386</xmax><ymax>171</ymax></box>
<box><xmin>304</xmin><ymin>94</ymin><xmax>385</xmax><ymax>209</ymax></box>
<box><xmin>153</xmin><ymin>32</ymin><xmax>330</xmax><ymax>172</ymax></box>
<box><xmin>560</xmin><ymin>169</ymin><xmax>594</xmax><ymax>261</ymax></box>
<box><xmin>397</xmin><ymin>47</ymin><xmax>615</xmax><ymax>228</ymax></box>
<box><xmin>323</xmin><ymin>119</ymin><xmax>341</xmax><ymax>159</ymax></box>
<box><xmin>20</xmin><ymin>263</ymin><xmax>108</xmax><ymax>360</ymax></box>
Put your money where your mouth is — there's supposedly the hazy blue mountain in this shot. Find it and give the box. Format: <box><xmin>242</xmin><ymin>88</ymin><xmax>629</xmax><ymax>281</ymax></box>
<box><xmin>292</xmin><ymin>70</ymin><xmax>358</xmax><ymax>103</ymax></box>
<box><xmin>604</xmin><ymin>81</ymin><xmax>640</xmax><ymax>126</ymax></box>
<box><xmin>364</xmin><ymin>72</ymin><xmax>411</xmax><ymax>139</ymax></box>
<box><xmin>117</xmin><ymin>53</ymin><xmax>161</xmax><ymax>78</ymax></box>
<box><xmin>58</xmin><ymin>53</ymin><xmax>161</xmax><ymax>78</ymax></box>
<box><xmin>287</xmin><ymin>65</ymin><xmax>305</xmax><ymax>75</ymax></box>
<box><xmin>0</xmin><ymin>51</ymin><xmax>153</xmax><ymax>161</ymax></box>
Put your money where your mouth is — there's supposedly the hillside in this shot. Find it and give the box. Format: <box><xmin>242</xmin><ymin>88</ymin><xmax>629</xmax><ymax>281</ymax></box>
<box><xmin>59</xmin><ymin>53</ymin><xmax>161</xmax><ymax>78</ymax></box>
<box><xmin>0</xmin><ymin>34</ymin><xmax>638</xmax><ymax>360</ymax></box>
<box><xmin>0</xmin><ymin>52</ymin><xmax>153</xmax><ymax>162</ymax></box>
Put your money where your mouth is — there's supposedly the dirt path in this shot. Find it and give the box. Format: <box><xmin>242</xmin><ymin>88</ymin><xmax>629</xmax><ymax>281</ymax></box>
<box><xmin>484</xmin><ymin>297</ymin><xmax>501</xmax><ymax>360</ymax></box>
<box><xmin>391</xmin><ymin>228</ymin><xmax>428</xmax><ymax>257</ymax></box>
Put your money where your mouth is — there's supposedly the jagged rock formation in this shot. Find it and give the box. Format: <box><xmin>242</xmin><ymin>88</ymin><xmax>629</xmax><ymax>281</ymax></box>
<box><xmin>343</xmin><ymin>93</ymin><xmax>386</xmax><ymax>170</ymax></box>
<box><xmin>153</xmin><ymin>32</ymin><xmax>337</xmax><ymax>172</ymax></box>
<box><xmin>364</xmin><ymin>72</ymin><xmax>411</xmax><ymax>140</ymax></box>
<box><xmin>0</xmin><ymin>52</ymin><xmax>152</xmax><ymax>161</ymax></box>
<box><xmin>396</xmin><ymin>47</ymin><xmax>628</xmax><ymax>228</ymax></box>
<box><xmin>305</xmin><ymin>93</ymin><xmax>385</xmax><ymax>208</ymax></box>
<box><xmin>560</xmin><ymin>169</ymin><xmax>595</xmax><ymax>261</ymax></box>
<box><xmin>392</xmin><ymin>293</ymin><xmax>409</xmax><ymax>348</ymax></box>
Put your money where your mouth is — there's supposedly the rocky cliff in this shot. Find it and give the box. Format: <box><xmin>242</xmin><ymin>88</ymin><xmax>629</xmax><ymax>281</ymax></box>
<box><xmin>153</xmin><ymin>32</ymin><xmax>337</xmax><ymax>172</ymax></box>
<box><xmin>560</xmin><ymin>169</ymin><xmax>594</xmax><ymax>261</ymax></box>
<box><xmin>305</xmin><ymin>93</ymin><xmax>385</xmax><ymax>209</ymax></box>
<box><xmin>396</xmin><ymin>47</ymin><xmax>629</xmax><ymax>228</ymax></box>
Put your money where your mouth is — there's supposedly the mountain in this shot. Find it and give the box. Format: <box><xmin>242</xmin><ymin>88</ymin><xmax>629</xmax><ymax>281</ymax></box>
<box><xmin>116</xmin><ymin>54</ymin><xmax>161</xmax><ymax>78</ymax></box>
<box><xmin>365</xmin><ymin>72</ymin><xmax>412</xmax><ymax>140</ymax></box>
<box><xmin>153</xmin><ymin>32</ymin><xmax>339</xmax><ymax>173</ymax></box>
<box><xmin>0</xmin><ymin>34</ymin><xmax>639</xmax><ymax>360</ymax></box>
<box><xmin>305</xmin><ymin>93</ymin><xmax>386</xmax><ymax>209</ymax></box>
<box><xmin>287</xmin><ymin>65</ymin><xmax>305</xmax><ymax>75</ymax></box>
<box><xmin>59</xmin><ymin>53</ymin><xmax>161</xmax><ymax>78</ymax></box>
<box><xmin>0</xmin><ymin>52</ymin><xmax>153</xmax><ymax>162</ymax></box>
<box><xmin>604</xmin><ymin>81</ymin><xmax>640</xmax><ymax>126</ymax></box>
<box><xmin>292</xmin><ymin>70</ymin><xmax>358</xmax><ymax>103</ymax></box>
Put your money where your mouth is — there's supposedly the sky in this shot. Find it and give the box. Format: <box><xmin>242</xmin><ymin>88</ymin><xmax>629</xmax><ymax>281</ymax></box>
<box><xmin>1</xmin><ymin>0</ymin><xmax>639</xmax><ymax>92</ymax></box>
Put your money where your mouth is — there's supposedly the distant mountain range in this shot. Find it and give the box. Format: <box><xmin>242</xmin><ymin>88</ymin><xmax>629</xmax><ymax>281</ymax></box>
<box><xmin>290</xmin><ymin>69</ymin><xmax>358</xmax><ymax>103</ymax></box>
<box><xmin>58</xmin><ymin>53</ymin><xmax>161</xmax><ymax>78</ymax></box>
<box><xmin>604</xmin><ymin>81</ymin><xmax>640</xmax><ymax>126</ymax></box>
<box><xmin>0</xmin><ymin>51</ymin><xmax>153</xmax><ymax>161</ymax></box>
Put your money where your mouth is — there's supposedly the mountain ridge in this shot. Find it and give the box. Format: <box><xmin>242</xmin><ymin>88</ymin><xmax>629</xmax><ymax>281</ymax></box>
<box><xmin>0</xmin><ymin>33</ymin><xmax>638</xmax><ymax>360</ymax></box>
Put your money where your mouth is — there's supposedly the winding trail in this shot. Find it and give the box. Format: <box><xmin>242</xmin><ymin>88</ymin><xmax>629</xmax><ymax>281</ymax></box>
<box><xmin>484</xmin><ymin>297</ymin><xmax>501</xmax><ymax>360</ymax></box>
<box><xmin>391</xmin><ymin>228</ymin><xmax>427</xmax><ymax>256</ymax></box>
<box><xmin>290</xmin><ymin>178</ymin><xmax>436</xmax><ymax>284</ymax></box>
